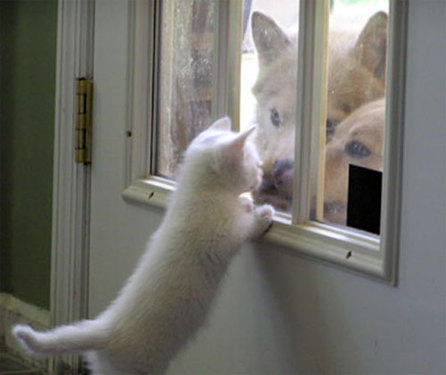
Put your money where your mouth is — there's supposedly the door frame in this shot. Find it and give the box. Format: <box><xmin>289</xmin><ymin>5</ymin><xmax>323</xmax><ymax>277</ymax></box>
<box><xmin>50</xmin><ymin>0</ymin><xmax>94</xmax><ymax>372</ymax></box>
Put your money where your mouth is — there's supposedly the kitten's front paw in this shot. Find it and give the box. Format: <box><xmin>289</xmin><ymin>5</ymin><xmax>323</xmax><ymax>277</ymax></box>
<box><xmin>256</xmin><ymin>204</ymin><xmax>275</xmax><ymax>219</ymax></box>
<box><xmin>252</xmin><ymin>204</ymin><xmax>275</xmax><ymax>237</ymax></box>
<box><xmin>239</xmin><ymin>197</ymin><xmax>254</xmax><ymax>212</ymax></box>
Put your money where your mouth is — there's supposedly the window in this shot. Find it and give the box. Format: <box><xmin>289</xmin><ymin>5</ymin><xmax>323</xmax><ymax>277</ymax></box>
<box><xmin>123</xmin><ymin>0</ymin><xmax>407</xmax><ymax>283</ymax></box>
<box><xmin>155</xmin><ymin>0</ymin><xmax>218</xmax><ymax>178</ymax></box>
<box><xmin>242</xmin><ymin>0</ymin><xmax>299</xmax><ymax>212</ymax></box>
<box><xmin>322</xmin><ymin>1</ymin><xmax>388</xmax><ymax>234</ymax></box>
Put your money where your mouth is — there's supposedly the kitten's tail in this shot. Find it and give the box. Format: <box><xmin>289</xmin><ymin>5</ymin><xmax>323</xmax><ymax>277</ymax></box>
<box><xmin>12</xmin><ymin>320</ymin><xmax>108</xmax><ymax>355</ymax></box>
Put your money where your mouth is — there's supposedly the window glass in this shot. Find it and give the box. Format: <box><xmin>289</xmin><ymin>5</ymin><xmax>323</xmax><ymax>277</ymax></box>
<box><xmin>243</xmin><ymin>0</ymin><xmax>389</xmax><ymax>234</ymax></box>
<box><xmin>321</xmin><ymin>0</ymin><xmax>389</xmax><ymax>233</ymax></box>
<box><xmin>155</xmin><ymin>0</ymin><xmax>218</xmax><ymax>178</ymax></box>
<box><xmin>155</xmin><ymin>0</ymin><xmax>390</xmax><ymax>236</ymax></box>
<box><xmin>242</xmin><ymin>0</ymin><xmax>300</xmax><ymax>212</ymax></box>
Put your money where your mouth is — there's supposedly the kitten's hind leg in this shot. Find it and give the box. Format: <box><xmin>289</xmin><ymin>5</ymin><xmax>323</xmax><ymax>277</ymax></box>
<box><xmin>13</xmin><ymin>320</ymin><xmax>107</xmax><ymax>355</ymax></box>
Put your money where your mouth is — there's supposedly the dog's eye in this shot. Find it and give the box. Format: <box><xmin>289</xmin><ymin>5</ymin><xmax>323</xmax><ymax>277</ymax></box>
<box><xmin>326</xmin><ymin>118</ymin><xmax>338</xmax><ymax>140</ymax></box>
<box><xmin>270</xmin><ymin>108</ymin><xmax>282</xmax><ymax>127</ymax></box>
<box><xmin>345</xmin><ymin>141</ymin><xmax>371</xmax><ymax>158</ymax></box>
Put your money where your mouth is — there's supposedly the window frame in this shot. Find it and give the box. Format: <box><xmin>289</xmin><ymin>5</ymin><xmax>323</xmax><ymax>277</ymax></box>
<box><xmin>122</xmin><ymin>0</ymin><xmax>407</xmax><ymax>284</ymax></box>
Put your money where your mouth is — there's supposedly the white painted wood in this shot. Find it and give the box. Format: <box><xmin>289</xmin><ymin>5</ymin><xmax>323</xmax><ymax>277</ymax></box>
<box><xmin>122</xmin><ymin>177</ymin><xmax>173</xmax><ymax>208</ymax></box>
<box><xmin>90</xmin><ymin>0</ymin><xmax>445</xmax><ymax>374</ymax></box>
<box><xmin>380</xmin><ymin>0</ymin><xmax>409</xmax><ymax>284</ymax></box>
<box><xmin>293</xmin><ymin>0</ymin><xmax>330</xmax><ymax>224</ymax></box>
<box><xmin>89</xmin><ymin>0</ymin><xmax>155</xmax><ymax>315</ymax></box>
<box><xmin>222</xmin><ymin>0</ymin><xmax>243</xmax><ymax>130</ymax></box>
<box><xmin>126</xmin><ymin>0</ymin><xmax>155</xmax><ymax>182</ymax></box>
<box><xmin>124</xmin><ymin>179</ymin><xmax>384</xmax><ymax>280</ymax></box>
<box><xmin>51</xmin><ymin>0</ymin><xmax>94</xmax><ymax>372</ymax></box>
<box><xmin>0</xmin><ymin>293</ymin><xmax>50</xmax><ymax>328</ymax></box>
<box><xmin>213</xmin><ymin>1</ymin><xmax>242</xmax><ymax>124</ymax></box>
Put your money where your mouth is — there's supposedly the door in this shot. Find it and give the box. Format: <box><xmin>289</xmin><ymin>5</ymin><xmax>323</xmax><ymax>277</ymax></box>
<box><xmin>89</xmin><ymin>2</ymin><xmax>301</xmax><ymax>373</ymax></box>
<box><xmin>89</xmin><ymin>1</ymin><xmax>446</xmax><ymax>375</ymax></box>
<box><xmin>89</xmin><ymin>0</ymin><xmax>156</xmax><ymax>316</ymax></box>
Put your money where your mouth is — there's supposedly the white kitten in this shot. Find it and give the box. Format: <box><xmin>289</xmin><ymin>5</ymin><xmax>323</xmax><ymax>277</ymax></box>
<box><xmin>12</xmin><ymin>117</ymin><xmax>275</xmax><ymax>375</ymax></box>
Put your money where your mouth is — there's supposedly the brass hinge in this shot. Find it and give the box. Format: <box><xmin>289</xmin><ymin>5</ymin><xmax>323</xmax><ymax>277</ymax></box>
<box><xmin>75</xmin><ymin>78</ymin><xmax>93</xmax><ymax>164</ymax></box>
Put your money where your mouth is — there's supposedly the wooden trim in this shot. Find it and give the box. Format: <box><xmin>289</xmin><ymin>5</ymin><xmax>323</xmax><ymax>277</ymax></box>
<box><xmin>213</xmin><ymin>0</ymin><xmax>243</xmax><ymax>129</ymax></box>
<box><xmin>50</xmin><ymin>0</ymin><xmax>94</xmax><ymax>372</ymax></box>
<box><xmin>0</xmin><ymin>293</ymin><xmax>50</xmax><ymax>370</ymax></box>
<box><xmin>226</xmin><ymin>0</ymin><xmax>243</xmax><ymax>131</ymax></box>
<box><xmin>0</xmin><ymin>293</ymin><xmax>50</xmax><ymax>328</ymax></box>
<box><xmin>125</xmin><ymin>0</ymin><xmax>156</xmax><ymax>184</ymax></box>
<box><xmin>293</xmin><ymin>0</ymin><xmax>315</xmax><ymax>225</ymax></box>
<box><xmin>311</xmin><ymin>0</ymin><xmax>330</xmax><ymax>221</ymax></box>
<box><xmin>380</xmin><ymin>0</ymin><xmax>408</xmax><ymax>284</ymax></box>
<box><xmin>123</xmin><ymin>177</ymin><xmax>385</xmax><ymax>280</ymax></box>
<box><xmin>122</xmin><ymin>177</ymin><xmax>174</xmax><ymax>208</ymax></box>
<box><xmin>293</xmin><ymin>0</ymin><xmax>330</xmax><ymax>224</ymax></box>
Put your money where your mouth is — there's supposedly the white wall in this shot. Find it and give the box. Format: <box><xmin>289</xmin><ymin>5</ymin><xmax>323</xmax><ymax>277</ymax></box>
<box><xmin>89</xmin><ymin>1</ymin><xmax>446</xmax><ymax>374</ymax></box>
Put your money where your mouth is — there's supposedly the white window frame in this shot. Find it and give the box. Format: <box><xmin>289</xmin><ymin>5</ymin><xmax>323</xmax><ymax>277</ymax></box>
<box><xmin>122</xmin><ymin>0</ymin><xmax>407</xmax><ymax>284</ymax></box>
<box><xmin>51</xmin><ymin>0</ymin><xmax>94</xmax><ymax>372</ymax></box>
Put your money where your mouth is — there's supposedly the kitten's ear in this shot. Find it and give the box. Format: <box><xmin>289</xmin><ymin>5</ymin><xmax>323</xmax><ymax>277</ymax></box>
<box><xmin>209</xmin><ymin>117</ymin><xmax>232</xmax><ymax>132</ymax></box>
<box><xmin>228</xmin><ymin>126</ymin><xmax>257</xmax><ymax>152</ymax></box>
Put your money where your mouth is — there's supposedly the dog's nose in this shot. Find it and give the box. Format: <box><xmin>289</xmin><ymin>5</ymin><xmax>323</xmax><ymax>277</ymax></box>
<box><xmin>258</xmin><ymin>173</ymin><xmax>276</xmax><ymax>194</ymax></box>
<box><xmin>273</xmin><ymin>158</ymin><xmax>294</xmax><ymax>188</ymax></box>
<box><xmin>326</xmin><ymin>118</ymin><xmax>338</xmax><ymax>142</ymax></box>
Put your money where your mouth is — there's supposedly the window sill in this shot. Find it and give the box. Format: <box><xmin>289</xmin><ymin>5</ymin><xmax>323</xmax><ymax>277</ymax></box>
<box><xmin>123</xmin><ymin>177</ymin><xmax>387</xmax><ymax>281</ymax></box>
<box><xmin>122</xmin><ymin>176</ymin><xmax>174</xmax><ymax>208</ymax></box>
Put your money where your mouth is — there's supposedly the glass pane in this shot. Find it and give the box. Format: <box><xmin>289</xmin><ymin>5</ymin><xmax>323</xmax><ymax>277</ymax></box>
<box><xmin>155</xmin><ymin>0</ymin><xmax>218</xmax><ymax>178</ymax></box>
<box><xmin>321</xmin><ymin>0</ymin><xmax>389</xmax><ymax>233</ymax></box>
<box><xmin>242</xmin><ymin>0</ymin><xmax>300</xmax><ymax>212</ymax></box>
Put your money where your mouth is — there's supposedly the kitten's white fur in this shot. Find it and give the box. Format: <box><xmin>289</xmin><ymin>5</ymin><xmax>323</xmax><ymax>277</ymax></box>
<box><xmin>12</xmin><ymin>117</ymin><xmax>274</xmax><ymax>375</ymax></box>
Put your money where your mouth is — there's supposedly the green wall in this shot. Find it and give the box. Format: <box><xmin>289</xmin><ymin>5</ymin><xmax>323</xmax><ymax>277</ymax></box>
<box><xmin>1</xmin><ymin>0</ymin><xmax>58</xmax><ymax>309</ymax></box>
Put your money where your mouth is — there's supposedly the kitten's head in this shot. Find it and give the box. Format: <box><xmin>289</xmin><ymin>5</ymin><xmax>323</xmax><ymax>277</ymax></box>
<box><xmin>183</xmin><ymin>117</ymin><xmax>263</xmax><ymax>194</ymax></box>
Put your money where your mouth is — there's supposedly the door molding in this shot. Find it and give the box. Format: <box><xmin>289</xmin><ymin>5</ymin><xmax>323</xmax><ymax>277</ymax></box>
<box><xmin>51</xmin><ymin>0</ymin><xmax>94</xmax><ymax>372</ymax></box>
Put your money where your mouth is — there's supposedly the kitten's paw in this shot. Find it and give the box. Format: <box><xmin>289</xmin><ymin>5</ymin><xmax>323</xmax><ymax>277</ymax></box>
<box><xmin>252</xmin><ymin>204</ymin><xmax>275</xmax><ymax>237</ymax></box>
<box><xmin>239</xmin><ymin>197</ymin><xmax>254</xmax><ymax>212</ymax></box>
<box><xmin>256</xmin><ymin>204</ymin><xmax>275</xmax><ymax>220</ymax></box>
<box><xmin>12</xmin><ymin>324</ymin><xmax>39</xmax><ymax>353</ymax></box>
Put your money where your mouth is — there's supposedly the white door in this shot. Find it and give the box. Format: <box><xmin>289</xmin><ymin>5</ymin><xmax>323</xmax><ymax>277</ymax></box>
<box><xmin>89</xmin><ymin>2</ymin><xmax>302</xmax><ymax>373</ymax></box>
<box><xmin>89</xmin><ymin>1</ymin><xmax>446</xmax><ymax>374</ymax></box>
<box><xmin>89</xmin><ymin>0</ymin><xmax>157</xmax><ymax>315</ymax></box>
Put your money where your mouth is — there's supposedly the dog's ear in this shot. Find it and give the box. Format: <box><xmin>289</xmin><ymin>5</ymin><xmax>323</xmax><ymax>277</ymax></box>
<box><xmin>251</xmin><ymin>11</ymin><xmax>290</xmax><ymax>67</ymax></box>
<box><xmin>354</xmin><ymin>11</ymin><xmax>388</xmax><ymax>83</ymax></box>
